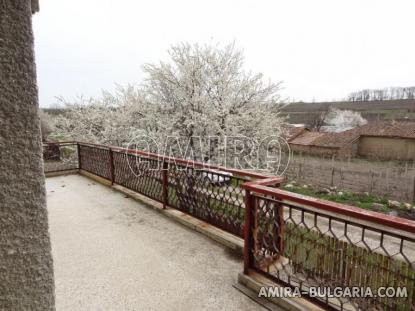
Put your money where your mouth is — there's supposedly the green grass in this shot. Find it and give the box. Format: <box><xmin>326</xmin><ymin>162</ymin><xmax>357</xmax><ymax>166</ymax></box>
<box><xmin>282</xmin><ymin>184</ymin><xmax>396</xmax><ymax>212</ymax></box>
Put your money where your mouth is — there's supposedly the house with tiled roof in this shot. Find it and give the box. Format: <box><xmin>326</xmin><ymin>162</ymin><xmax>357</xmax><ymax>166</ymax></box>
<box><xmin>288</xmin><ymin>130</ymin><xmax>349</xmax><ymax>157</ymax></box>
<box><xmin>355</xmin><ymin>120</ymin><xmax>415</xmax><ymax>160</ymax></box>
<box><xmin>288</xmin><ymin>120</ymin><xmax>415</xmax><ymax>160</ymax></box>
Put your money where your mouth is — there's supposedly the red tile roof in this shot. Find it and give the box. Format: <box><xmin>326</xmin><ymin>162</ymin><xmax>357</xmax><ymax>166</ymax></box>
<box><xmin>285</xmin><ymin>126</ymin><xmax>307</xmax><ymax>141</ymax></box>
<box><xmin>289</xmin><ymin>132</ymin><xmax>326</xmax><ymax>146</ymax></box>
<box><xmin>357</xmin><ymin>120</ymin><xmax>415</xmax><ymax>139</ymax></box>
<box><xmin>288</xmin><ymin>120</ymin><xmax>415</xmax><ymax>148</ymax></box>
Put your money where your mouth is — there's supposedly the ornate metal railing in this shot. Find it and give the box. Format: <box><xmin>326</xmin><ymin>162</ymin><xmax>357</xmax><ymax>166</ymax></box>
<box><xmin>43</xmin><ymin>141</ymin><xmax>277</xmax><ymax>237</ymax></box>
<box><xmin>43</xmin><ymin>141</ymin><xmax>415</xmax><ymax>309</ymax></box>
<box><xmin>243</xmin><ymin>182</ymin><xmax>415</xmax><ymax>310</ymax></box>
<box><xmin>43</xmin><ymin>141</ymin><xmax>78</xmax><ymax>173</ymax></box>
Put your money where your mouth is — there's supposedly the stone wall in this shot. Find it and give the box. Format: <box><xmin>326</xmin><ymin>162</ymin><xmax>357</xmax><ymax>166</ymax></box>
<box><xmin>0</xmin><ymin>1</ymin><xmax>55</xmax><ymax>310</ymax></box>
<box><xmin>284</xmin><ymin>155</ymin><xmax>415</xmax><ymax>203</ymax></box>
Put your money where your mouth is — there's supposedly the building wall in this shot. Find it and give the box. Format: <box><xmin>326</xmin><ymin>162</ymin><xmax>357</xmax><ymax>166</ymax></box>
<box><xmin>337</xmin><ymin>145</ymin><xmax>354</xmax><ymax>158</ymax></box>
<box><xmin>289</xmin><ymin>144</ymin><xmax>340</xmax><ymax>157</ymax></box>
<box><xmin>289</xmin><ymin>144</ymin><xmax>310</xmax><ymax>154</ymax></box>
<box><xmin>0</xmin><ymin>1</ymin><xmax>55</xmax><ymax>310</ymax></box>
<box><xmin>358</xmin><ymin>136</ymin><xmax>415</xmax><ymax>160</ymax></box>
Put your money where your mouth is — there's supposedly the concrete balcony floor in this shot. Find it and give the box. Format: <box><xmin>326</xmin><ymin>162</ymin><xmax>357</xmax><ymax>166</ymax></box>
<box><xmin>46</xmin><ymin>175</ymin><xmax>263</xmax><ymax>311</ymax></box>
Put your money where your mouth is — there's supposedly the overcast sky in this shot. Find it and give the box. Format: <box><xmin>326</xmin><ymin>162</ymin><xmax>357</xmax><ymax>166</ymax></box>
<box><xmin>33</xmin><ymin>0</ymin><xmax>415</xmax><ymax>107</ymax></box>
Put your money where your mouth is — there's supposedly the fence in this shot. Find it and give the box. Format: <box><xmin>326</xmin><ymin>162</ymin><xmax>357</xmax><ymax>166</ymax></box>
<box><xmin>43</xmin><ymin>141</ymin><xmax>78</xmax><ymax>173</ymax></box>
<box><xmin>285</xmin><ymin>154</ymin><xmax>415</xmax><ymax>203</ymax></box>
<box><xmin>43</xmin><ymin>142</ymin><xmax>415</xmax><ymax>310</ymax></box>
<box><xmin>243</xmin><ymin>182</ymin><xmax>415</xmax><ymax>310</ymax></box>
<box><xmin>43</xmin><ymin>142</ymin><xmax>276</xmax><ymax>237</ymax></box>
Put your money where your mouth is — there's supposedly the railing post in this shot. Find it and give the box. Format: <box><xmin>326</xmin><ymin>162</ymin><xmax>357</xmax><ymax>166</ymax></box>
<box><xmin>77</xmin><ymin>143</ymin><xmax>82</xmax><ymax>170</ymax></box>
<box><xmin>109</xmin><ymin>148</ymin><xmax>115</xmax><ymax>185</ymax></box>
<box><xmin>273</xmin><ymin>183</ymin><xmax>285</xmax><ymax>256</ymax></box>
<box><xmin>162</xmin><ymin>160</ymin><xmax>168</xmax><ymax>209</ymax></box>
<box><xmin>243</xmin><ymin>189</ymin><xmax>254</xmax><ymax>274</ymax></box>
<box><xmin>274</xmin><ymin>200</ymin><xmax>285</xmax><ymax>257</ymax></box>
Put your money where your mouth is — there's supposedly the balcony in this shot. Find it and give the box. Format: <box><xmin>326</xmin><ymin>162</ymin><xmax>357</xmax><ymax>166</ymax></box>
<box><xmin>44</xmin><ymin>142</ymin><xmax>415</xmax><ymax>310</ymax></box>
<box><xmin>47</xmin><ymin>174</ymin><xmax>259</xmax><ymax>310</ymax></box>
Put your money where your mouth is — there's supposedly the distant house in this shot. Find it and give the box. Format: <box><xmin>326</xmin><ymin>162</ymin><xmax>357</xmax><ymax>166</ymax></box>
<box><xmin>287</xmin><ymin>129</ymin><xmax>355</xmax><ymax>158</ymax></box>
<box><xmin>286</xmin><ymin>121</ymin><xmax>415</xmax><ymax>160</ymax></box>
<box><xmin>355</xmin><ymin>121</ymin><xmax>415</xmax><ymax>160</ymax></box>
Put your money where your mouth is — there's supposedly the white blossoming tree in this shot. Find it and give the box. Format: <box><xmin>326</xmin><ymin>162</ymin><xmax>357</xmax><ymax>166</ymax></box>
<box><xmin>141</xmin><ymin>42</ymin><xmax>286</xmax><ymax>165</ymax></box>
<box><xmin>326</xmin><ymin>108</ymin><xmax>367</xmax><ymax>132</ymax></box>
<box><xmin>53</xmin><ymin>42</ymin><xmax>287</xmax><ymax>169</ymax></box>
<box><xmin>53</xmin><ymin>85</ymin><xmax>156</xmax><ymax>146</ymax></box>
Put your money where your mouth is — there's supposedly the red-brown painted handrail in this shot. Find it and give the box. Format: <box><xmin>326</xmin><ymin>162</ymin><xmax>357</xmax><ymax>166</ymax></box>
<box><xmin>242</xmin><ymin>183</ymin><xmax>415</xmax><ymax>234</ymax></box>
<box><xmin>45</xmin><ymin>141</ymin><xmax>415</xmax><ymax>234</ymax></box>
<box><xmin>76</xmin><ymin>141</ymin><xmax>274</xmax><ymax>180</ymax></box>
